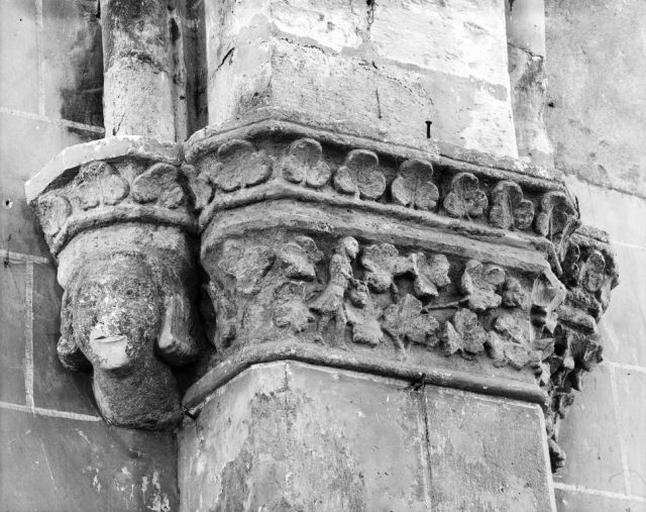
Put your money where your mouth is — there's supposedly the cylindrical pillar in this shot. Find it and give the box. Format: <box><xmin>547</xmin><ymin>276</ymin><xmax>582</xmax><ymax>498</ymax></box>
<box><xmin>100</xmin><ymin>0</ymin><xmax>176</xmax><ymax>140</ymax></box>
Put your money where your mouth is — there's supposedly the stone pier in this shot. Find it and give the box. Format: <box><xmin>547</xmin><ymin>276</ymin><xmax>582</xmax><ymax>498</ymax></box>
<box><xmin>24</xmin><ymin>1</ymin><xmax>618</xmax><ymax>511</ymax></box>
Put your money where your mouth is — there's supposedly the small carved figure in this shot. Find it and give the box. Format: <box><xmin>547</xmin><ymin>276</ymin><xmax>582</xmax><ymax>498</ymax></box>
<box><xmin>309</xmin><ymin>237</ymin><xmax>360</xmax><ymax>343</ymax></box>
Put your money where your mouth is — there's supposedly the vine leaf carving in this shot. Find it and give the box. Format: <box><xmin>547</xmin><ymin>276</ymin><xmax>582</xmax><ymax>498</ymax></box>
<box><xmin>502</xmin><ymin>277</ymin><xmax>530</xmax><ymax>309</ymax></box>
<box><xmin>213</xmin><ymin>139</ymin><xmax>272</xmax><ymax>192</ymax></box>
<box><xmin>443</xmin><ymin>172</ymin><xmax>488</xmax><ymax>219</ymax></box>
<box><xmin>273</xmin><ymin>282</ymin><xmax>316</xmax><ymax>333</ymax></box>
<box><xmin>360</xmin><ymin>243</ymin><xmax>412</xmax><ymax>293</ymax></box>
<box><xmin>183</xmin><ymin>163</ymin><xmax>214</xmax><ymax>211</ymax></box>
<box><xmin>382</xmin><ymin>294</ymin><xmax>440</xmax><ymax>350</ymax></box>
<box><xmin>75</xmin><ymin>161</ymin><xmax>129</xmax><ymax>210</ymax></box>
<box><xmin>280</xmin><ymin>138</ymin><xmax>331</xmax><ymax>189</ymax></box>
<box><xmin>391</xmin><ymin>159</ymin><xmax>439</xmax><ymax>211</ymax></box>
<box><xmin>489</xmin><ymin>181</ymin><xmax>535</xmax><ymax>230</ymax></box>
<box><xmin>276</xmin><ymin>236</ymin><xmax>323</xmax><ymax>281</ymax></box>
<box><xmin>219</xmin><ymin>240</ymin><xmax>275</xmax><ymax>295</ymax></box>
<box><xmin>442</xmin><ymin>308</ymin><xmax>487</xmax><ymax>357</ymax></box>
<box><xmin>37</xmin><ymin>194</ymin><xmax>71</xmax><ymax>236</ymax></box>
<box><xmin>534</xmin><ymin>191</ymin><xmax>578</xmax><ymax>239</ymax></box>
<box><xmin>460</xmin><ymin>260</ymin><xmax>505</xmax><ymax>312</ymax></box>
<box><xmin>531</xmin><ymin>271</ymin><xmax>566</xmax><ymax>334</ymax></box>
<box><xmin>580</xmin><ymin>250</ymin><xmax>607</xmax><ymax>293</ymax></box>
<box><xmin>333</xmin><ymin>149</ymin><xmax>386</xmax><ymax>199</ymax></box>
<box><xmin>493</xmin><ymin>312</ymin><xmax>535</xmax><ymax>369</ymax></box>
<box><xmin>131</xmin><ymin>163</ymin><xmax>184</xmax><ymax>208</ymax></box>
<box><xmin>410</xmin><ymin>252</ymin><xmax>451</xmax><ymax>299</ymax></box>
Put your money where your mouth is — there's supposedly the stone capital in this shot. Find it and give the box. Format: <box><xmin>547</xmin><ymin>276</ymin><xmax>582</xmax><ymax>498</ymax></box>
<box><xmin>26</xmin><ymin>136</ymin><xmax>202</xmax><ymax>428</ymax></box>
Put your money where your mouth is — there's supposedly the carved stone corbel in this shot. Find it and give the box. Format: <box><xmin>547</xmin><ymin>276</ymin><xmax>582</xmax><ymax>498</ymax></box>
<box><xmin>26</xmin><ymin>137</ymin><xmax>201</xmax><ymax>428</ymax></box>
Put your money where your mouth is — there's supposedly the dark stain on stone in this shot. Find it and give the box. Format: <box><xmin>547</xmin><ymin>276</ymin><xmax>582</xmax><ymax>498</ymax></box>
<box><xmin>59</xmin><ymin>11</ymin><xmax>104</xmax><ymax>130</ymax></box>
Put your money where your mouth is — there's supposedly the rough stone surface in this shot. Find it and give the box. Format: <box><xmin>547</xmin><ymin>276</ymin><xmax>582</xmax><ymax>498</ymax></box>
<box><xmin>205</xmin><ymin>0</ymin><xmax>517</xmax><ymax>159</ymax></box>
<box><xmin>180</xmin><ymin>361</ymin><xmax>555</xmax><ymax>511</ymax></box>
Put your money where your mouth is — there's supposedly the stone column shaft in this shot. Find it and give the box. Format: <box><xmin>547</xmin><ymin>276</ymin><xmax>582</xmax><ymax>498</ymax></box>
<box><xmin>101</xmin><ymin>0</ymin><xmax>176</xmax><ymax>139</ymax></box>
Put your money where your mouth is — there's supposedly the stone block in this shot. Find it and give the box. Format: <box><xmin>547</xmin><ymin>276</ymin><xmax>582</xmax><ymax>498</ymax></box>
<box><xmin>424</xmin><ymin>387</ymin><xmax>554</xmax><ymax>511</ymax></box>
<box><xmin>555</xmin><ymin>488</ymin><xmax>646</xmax><ymax>512</ymax></box>
<box><xmin>546</xmin><ymin>0</ymin><xmax>646</xmax><ymax>196</ymax></box>
<box><xmin>599</xmin><ymin>244</ymin><xmax>646</xmax><ymax>368</ymax></box>
<box><xmin>180</xmin><ymin>361</ymin><xmax>429</xmax><ymax>511</ymax></box>
<box><xmin>613</xmin><ymin>367</ymin><xmax>646</xmax><ymax>497</ymax></box>
<box><xmin>554</xmin><ymin>364</ymin><xmax>626</xmax><ymax>493</ymax></box>
<box><xmin>0</xmin><ymin>112</ymin><xmax>100</xmax><ymax>257</ymax></box>
<box><xmin>41</xmin><ymin>0</ymin><xmax>103</xmax><ymax>126</ymax></box>
<box><xmin>0</xmin><ymin>260</ymin><xmax>26</xmax><ymax>404</ymax></box>
<box><xmin>0</xmin><ymin>0</ymin><xmax>38</xmax><ymax>113</ymax></box>
<box><xmin>32</xmin><ymin>261</ymin><xmax>97</xmax><ymax>415</ymax></box>
<box><xmin>0</xmin><ymin>408</ymin><xmax>178</xmax><ymax>512</ymax></box>
<box><xmin>205</xmin><ymin>0</ymin><xmax>518</xmax><ymax>159</ymax></box>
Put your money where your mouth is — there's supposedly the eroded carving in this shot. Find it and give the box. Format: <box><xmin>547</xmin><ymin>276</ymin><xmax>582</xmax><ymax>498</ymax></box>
<box><xmin>443</xmin><ymin>172</ymin><xmax>489</xmax><ymax>219</ymax></box>
<box><xmin>489</xmin><ymin>180</ymin><xmax>535</xmax><ymax>230</ymax></box>
<box><xmin>390</xmin><ymin>159</ymin><xmax>439</xmax><ymax>211</ymax></box>
<box><xmin>332</xmin><ymin>149</ymin><xmax>386</xmax><ymax>199</ymax></box>
<box><xmin>201</xmin><ymin>232</ymin><xmax>548</xmax><ymax>374</ymax></box>
<box><xmin>57</xmin><ymin>234</ymin><xmax>199</xmax><ymax>429</ymax></box>
<box><xmin>280</xmin><ymin>138</ymin><xmax>331</xmax><ymax>189</ymax></box>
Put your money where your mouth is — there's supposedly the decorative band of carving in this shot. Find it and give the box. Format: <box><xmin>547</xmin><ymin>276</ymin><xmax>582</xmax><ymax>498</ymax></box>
<box><xmin>185</xmin><ymin>123</ymin><xmax>580</xmax><ymax>264</ymax></box>
<box><xmin>546</xmin><ymin>226</ymin><xmax>619</xmax><ymax>470</ymax></box>
<box><xmin>26</xmin><ymin>137</ymin><xmax>199</xmax><ymax>256</ymax></box>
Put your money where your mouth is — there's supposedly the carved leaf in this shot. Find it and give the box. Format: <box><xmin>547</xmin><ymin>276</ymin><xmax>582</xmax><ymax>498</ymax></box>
<box><xmin>460</xmin><ymin>259</ymin><xmax>505</xmax><ymax>312</ymax></box>
<box><xmin>276</xmin><ymin>236</ymin><xmax>323</xmax><ymax>281</ymax></box>
<box><xmin>391</xmin><ymin>159</ymin><xmax>439</xmax><ymax>211</ymax></box>
<box><xmin>214</xmin><ymin>139</ymin><xmax>272</xmax><ymax>192</ymax></box>
<box><xmin>382</xmin><ymin>294</ymin><xmax>439</xmax><ymax>349</ymax></box>
<box><xmin>410</xmin><ymin>252</ymin><xmax>451</xmax><ymax>299</ymax></box>
<box><xmin>76</xmin><ymin>161</ymin><xmax>128</xmax><ymax>209</ymax></box>
<box><xmin>443</xmin><ymin>172</ymin><xmax>488</xmax><ymax>219</ymax></box>
<box><xmin>531</xmin><ymin>271</ymin><xmax>566</xmax><ymax>334</ymax></box>
<box><xmin>37</xmin><ymin>194</ymin><xmax>71</xmax><ymax>236</ymax></box>
<box><xmin>580</xmin><ymin>250</ymin><xmax>606</xmax><ymax>293</ymax></box>
<box><xmin>360</xmin><ymin>243</ymin><xmax>412</xmax><ymax>293</ymax></box>
<box><xmin>442</xmin><ymin>308</ymin><xmax>487</xmax><ymax>356</ymax></box>
<box><xmin>183</xmin><ymin>163</ymin><xmax>214</xmax><ymax>211</ymax></box>
<box><xmin>534</xmin><ymin>191</ymin><xmax>577</xmax><ymax>238</ymax></box>
<box><xmin>502</xmin><ymin>277</ymin><xmax>530</xmax><ymax>309</ymax></box>
<box><xmin>273</xmin><ymin>282</ymin><xmax>315</xmax><ymax>333</ymax></box>
<box><xmin>489</xmin><ymin>181</ymin><xmax>535</xmax><ymax>230</ymax></box>
<box><xmin>131</xmin><ymin>163</ymin><xmax>184</xmax><ymax>208</ymax></box>
<box><xmin>280</xmin><ymin>138</ymin><xmax>331</xmax><ymax>189</ymax></box>
<box><xmin>333</xmin><ymin>149</ymin><xmax>385</xmax><ymax>200</ymax></box>
<box><xmin>219</xmin><ymin>240</ymin><xmax>275</xmax><ymax>295</ymax></box>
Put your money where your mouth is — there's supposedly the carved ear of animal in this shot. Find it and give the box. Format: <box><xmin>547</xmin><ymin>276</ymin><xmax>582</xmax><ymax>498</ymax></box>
<box><xmin>157</xmin><ymin>293</ymin><xmax>200</xmax><ymax>366</ymax></box>
<box><xmin>57</xmin><ymin>336</ymin><xmax>91</xmax><ymax>372</ymax></box>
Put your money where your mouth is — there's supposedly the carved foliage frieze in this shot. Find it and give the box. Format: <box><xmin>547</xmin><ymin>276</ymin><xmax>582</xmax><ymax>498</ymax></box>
<box><xmin>187</xmin><ymin>135</ymin><xmax>578</xmax><ymax>244</ymax></box>
<box><xmin>201</xmin><ymin>232</ymin><xmax>561</xmax><ymax>377</ymax></box>
<box><xmin>34</xmin><ymin>157</ymin><xmax>198</xmax><ymax>252</ymax></box>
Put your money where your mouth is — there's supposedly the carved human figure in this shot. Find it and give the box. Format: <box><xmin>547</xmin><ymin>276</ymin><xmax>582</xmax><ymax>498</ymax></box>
<box><xmin>58</xmin><ymin>252</ymin><xmax>199</xmax><ymax>428</ymax></box>
<box><xmin>309</xmin><ymin>237</ymin><xmax>360</xmax><ymax>343</ymax></box>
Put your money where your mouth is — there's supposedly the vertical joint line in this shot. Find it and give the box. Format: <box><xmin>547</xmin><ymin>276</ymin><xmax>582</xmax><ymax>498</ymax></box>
<box><xmin>35</xmin><ymin>0</ymin><xmax>45</xmax><ymax>116</ymax></box>
<box><xmin>417</xmin><ymin>387</ymin><xmax>433</xmax><ymax>510</ymax></box>
<box><xmin>24</xmin><ymin>261</ymin><xmax>35</xmax><ymax>409</ymax></box>
<box><xmin>608</xmin><ymin>364</ymin><xmax>632</xmax><ymax>495</ymax></box>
